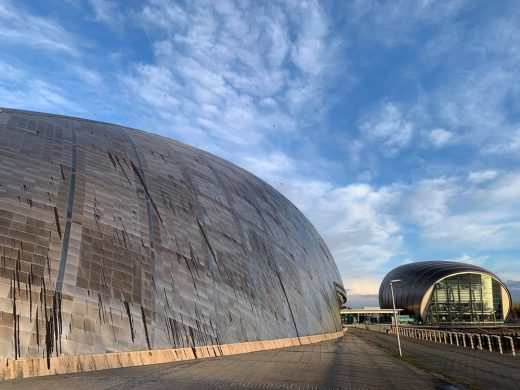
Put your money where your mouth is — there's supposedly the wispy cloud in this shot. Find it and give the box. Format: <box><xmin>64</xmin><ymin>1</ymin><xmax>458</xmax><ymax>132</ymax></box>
<box><xmin>0</xmin><ymin>0</ymin><xmax>81</xmax><ymax>55</ymax></box>
<box><xmin>1</xmin><ymin>0</ymin><xmax>519</xmax><ymax>300</ymax></box>
<box><xmin>123</xmin><ymin>0</ymin><xmax>343</xmax><ymax>160</ymax></box>
<box><xmin>273</xmin><ymin>169</ymin><xmax>520</xmax><ymax>295</ymax></box>
<box><xmin>468</xmin><ymin>170</ymin><xmax>498</xmax><ymax>183</ymax></box>
<box><xmin>428</xmin><ymin>128</ymin><xmax>452</xmax><ymax>148</ymax></box>
<box><xmin>345</xmin><ymin>0</ymin><xmax>466</xmax><ymax>46</ymax></box>
<box><xmin>0</xmin><ymin>60</ymin><xmax>81</xmax><ymax>112</ymax></box>
<box><xmin>359</xmin><ymin>102</ymin><xmax>413</xmax><ymax>157</ymax></box>
<box><xmin>88</xmin><ymin>0</ymin><xmax>122</xmax><ymax>25</ymax></box>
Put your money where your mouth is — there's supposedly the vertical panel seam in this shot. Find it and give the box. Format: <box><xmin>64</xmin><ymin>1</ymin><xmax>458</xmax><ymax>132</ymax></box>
<box><xmin>55</xmin><ymin>121</ymin><xmax>77</xmax><ymax>294</ymax></box>
<box><xmin>124</xmin><ymin>130</ymin><xmax>157</xmax><ymax>349</ymax></box>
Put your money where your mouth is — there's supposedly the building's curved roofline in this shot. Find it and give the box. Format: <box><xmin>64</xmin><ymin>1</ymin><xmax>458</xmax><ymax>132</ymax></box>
<box><xmin>0</xmin><ymin>107</ymin><xmax>331</xmax><ymax>252</ymax></box>
<box><xmin>0</xmin><ymin>107</ymin><xmax>344</xmax><ymax>360</ymax></box>
<box><xmin>379</xmin><ymin>261</ymin><xmax>512</xmax><ymax>321</ymax></box>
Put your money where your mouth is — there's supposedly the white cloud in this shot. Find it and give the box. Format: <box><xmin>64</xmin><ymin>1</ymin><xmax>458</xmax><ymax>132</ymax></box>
<box><xmin>0</xmin><ymin>60</ymin><xmax>81</xmax><ymax>112</ymax></box>
<box><xmin>0</xmin><ymin>61</ymin><xmax>23</xmax><ymax>80</ymax></box>
<box><xmin>275</xmin><ymin>178</ymin><xmax>403</xmax><ymax>286</ymax></box>
<box><xmin>70</xmin><ymin>65</ymin><xmax>103</xmax><ymax>87</ymax></box>
<box><xmin>405</xmin><ymin>172</ymin><xmax>520</xmax><ymax>250</ymax></box>
<box><xmin>343</xmin><ymin>276</ymin><xmax>382</xmax><ymax>296</ymax></box>
<box><xmin>0</xmin><ymin>0</ymin><xmax>81</xmax><ymax>55</ymax></box>
<box><xmin>345</xmin><ymin>0</ymin><xmax>466</xmax><ymax>46</ymax></box>
<box><xmin>122</xmin><ymin>0</ymin><xmax>344</xmax><ymax>162</ymax></box>
<box><xmin>267</xmin><ymin>169</ymin><xmax>520</xmax><ymax>297</ymax></box>
<box><xmin>240</xmin><ymin>152</ymin><xmax>296</xmax><ymax>181</ymax></box>
<box><xmin>360</xmin><ymin>102</ymin><xmax>413</xmax><ymax>156</ymax></box>
<box><xmin>468</xmin><ymin>170</ymin><xmax>498</xmax><ymax>183</ymax></box>
<box><xmin>428</xmin><ymin>128</ymin><xmax>452</xmax><ymax>147</ymax></box>
<box><xmin>88</xmin><ymin>0</ymin><xmax>121</xmax><ymax>25</ymax></box>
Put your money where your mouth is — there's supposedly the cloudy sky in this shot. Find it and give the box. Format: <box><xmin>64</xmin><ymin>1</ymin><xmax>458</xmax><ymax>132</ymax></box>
<box><xmin>1</xmin><ymin>0</ymin><xmax>519</xmax><ymax>306</ymax></box>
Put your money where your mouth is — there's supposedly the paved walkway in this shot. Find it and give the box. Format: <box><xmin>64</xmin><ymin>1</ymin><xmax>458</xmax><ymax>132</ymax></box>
<box><xmin>1</xmin><ymin>330</ymin><xmax>453</xmax><ymax>390</ymax></box>
<box><xmin>353</xmin><ymin>327</ymin><xmax>520</xmax><ymax>389</ymax></box>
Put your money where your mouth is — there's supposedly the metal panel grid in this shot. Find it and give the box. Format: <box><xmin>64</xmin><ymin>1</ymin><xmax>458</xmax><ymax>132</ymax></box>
<box><xmin>0</xmin><ymin>108</ymin><xmax>343</xmax><ymax>363</ymax></box>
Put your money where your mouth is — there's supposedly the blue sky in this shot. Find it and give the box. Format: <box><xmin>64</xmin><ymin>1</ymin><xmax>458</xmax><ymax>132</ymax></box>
<box><xmin>1</xmin><ymin>0</ymin><xmax>519</xmax><ymax>306</ymax></box>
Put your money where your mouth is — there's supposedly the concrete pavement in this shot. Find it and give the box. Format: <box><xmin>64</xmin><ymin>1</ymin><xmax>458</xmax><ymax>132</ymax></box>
<box><xmin>352</xmin><ymin>327</ymin><xmax>520</xmax><ymax>389</ymax></box>
<box><xmin>1</xmin><ymin>329</ymin><xmax>455</xmax><ymax>390</ymax></box>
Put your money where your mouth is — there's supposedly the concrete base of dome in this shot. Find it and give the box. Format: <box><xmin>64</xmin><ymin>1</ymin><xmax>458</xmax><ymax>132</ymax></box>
<box><xmin>0</xmin><ymin>330</ymin><xmax>346</xmax><ymax>381</ymax></box>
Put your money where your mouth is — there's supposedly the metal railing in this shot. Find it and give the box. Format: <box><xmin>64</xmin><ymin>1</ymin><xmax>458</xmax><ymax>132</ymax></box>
<box><xmin>375</xmin><ymin>325</ymin><xmax>520</xmax><ymax>356</ymax></box>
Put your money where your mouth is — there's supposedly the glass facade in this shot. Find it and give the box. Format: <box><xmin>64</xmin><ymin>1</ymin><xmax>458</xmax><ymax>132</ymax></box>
<box><xmin>425</xmin><ymin>273</ymin><xmax>504</xmax><ymax>324</ymax></box>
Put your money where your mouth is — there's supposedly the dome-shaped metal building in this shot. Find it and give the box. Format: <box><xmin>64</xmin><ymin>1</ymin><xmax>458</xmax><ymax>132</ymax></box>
<box><xmin>0</xmin><ymin>108</ymin><xmax>345</xmax><ymax>364</ymax></box>
<box><xmin>379</xmin><ymin>261</ymin><xmax>512</xmax><ymax>324</ymax></box>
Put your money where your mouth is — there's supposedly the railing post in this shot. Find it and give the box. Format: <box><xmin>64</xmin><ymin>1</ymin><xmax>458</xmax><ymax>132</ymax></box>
<box><xmin>492</xmin><ymin>336</ymin><xmax>503</xmax><ymax>354</ymax></box>
<box><xmin>504</xmin><ymin>336</ymin><xmax>515</xmax><ymax>356</ymax></box>
<box><xmin>468</xmin><ymin>333</ymin><xmax>474</xmax><ymax>349</ymax></box>
<box><xmin>477</xmin><ymin>334</ymin><xmax>482</xmax><ymax>350</ymax></box>
<box><xmin>483</xmin><ymin>335</ymin><xmax>492</xmax><ymax>352</ymax></box>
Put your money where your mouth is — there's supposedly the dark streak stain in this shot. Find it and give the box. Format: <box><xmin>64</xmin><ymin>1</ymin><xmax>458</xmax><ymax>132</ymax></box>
<box><xmin>130</xmin><ymin>160</ymin><xmax>163</xmax><ymax>224</ymax></box>
<box><xmin>53</xmin><ymin>207</ymin><xmax>61</xmax><ymax>239</ymax></box>
<box><xmin>141</xmin><ymin>306</ymin><xmax>151</xmax><ymax>350</ymax></box>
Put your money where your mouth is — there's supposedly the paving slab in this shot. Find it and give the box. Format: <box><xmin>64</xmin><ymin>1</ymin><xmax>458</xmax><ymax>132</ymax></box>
<box><xmin>352</xmin><ymin>327</ymin><xmax>520</xmax><ymax>390</ymax></box>
<box><xmin>0</xmin><ymin>331</ymin><xmax>455</xmax><ymax>390</ymax></box>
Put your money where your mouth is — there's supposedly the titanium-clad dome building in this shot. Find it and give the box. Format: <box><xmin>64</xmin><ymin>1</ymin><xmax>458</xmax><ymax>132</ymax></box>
<box><xmin>379</xmin><ymin>261</ymin><xmax>512</xmax><ymax>325</ymax></box>
<box><xmin>0</xmin><ymin>108</ymin><xmax>345</xmax><ymax>364</ymax></box>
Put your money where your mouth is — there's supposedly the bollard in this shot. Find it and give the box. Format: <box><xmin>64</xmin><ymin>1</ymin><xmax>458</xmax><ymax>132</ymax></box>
<box><xmin>492</xmin><ymin>335</ymin><xmax>503</xmax><ymax>354</ymax></box>
<box><xmin>504</xmin><ymin>336</ymin><xmax>515</xmax><ymax>356</ymax></box>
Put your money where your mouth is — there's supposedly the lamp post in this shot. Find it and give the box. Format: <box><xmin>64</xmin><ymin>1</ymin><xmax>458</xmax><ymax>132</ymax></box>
<box><xmin>390</xmin><ymin>279</ymin><xmax>402</xmax><ymax>357</ymax></box>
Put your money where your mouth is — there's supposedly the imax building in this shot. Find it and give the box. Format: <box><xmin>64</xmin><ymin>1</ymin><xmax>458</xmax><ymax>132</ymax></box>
<box><xmin>380</xmin><ymin>261</ymin><xmax>512</xmax><ymax>325</ymax></box>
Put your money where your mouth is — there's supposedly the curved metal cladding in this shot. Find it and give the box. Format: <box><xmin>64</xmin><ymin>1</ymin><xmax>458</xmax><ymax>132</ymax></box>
<box><xmin>0</xmin><ymin>108</ymin><xmax>343</xmax><ymax>361</ymax></box>
<box><xmin>379</xmin><ymin>261</ymin><xmax>511</xmax><ymax>320</ymax></box>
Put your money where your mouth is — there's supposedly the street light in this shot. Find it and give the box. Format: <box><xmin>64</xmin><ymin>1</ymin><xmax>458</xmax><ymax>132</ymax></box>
<box><xmin>390</xmin><ymin>279</ymin><xmax>402</xmax><ymax>357</ymax></box>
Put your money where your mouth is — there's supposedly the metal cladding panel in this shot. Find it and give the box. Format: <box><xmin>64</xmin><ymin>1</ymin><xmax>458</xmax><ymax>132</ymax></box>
<box><xmin>0</xmin><ymin>108</ymin><xmax>343</xmax><ymax>361</ymax></box>
<box><xmin>378</xmin><ymin>261</ymin><xmax>508</xmax><ymax>320</ymax></box>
